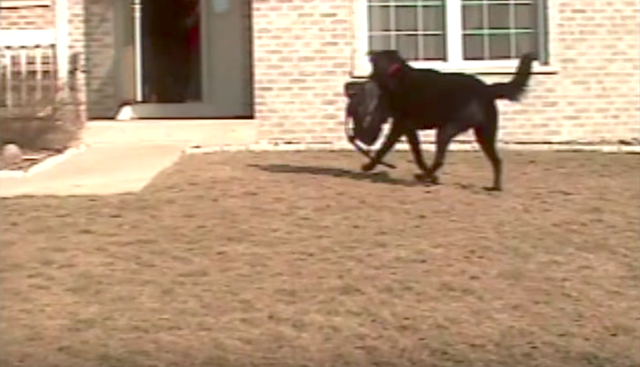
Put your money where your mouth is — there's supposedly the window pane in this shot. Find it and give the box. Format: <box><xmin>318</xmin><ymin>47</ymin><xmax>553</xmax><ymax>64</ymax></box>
<box><xmin>419</xmin><ymin>35</ymin><xmax>446</xmax><ymax>60</ymax></box>
<box><xmin>461</xmin><ymin>0</ymin><xmax>541</xmax><ymax>60</ymax></box>
<box><xmin>421</xmin><ymin>5</ymin><xmax>444</xmax><ymax>32</ymax></box>
<box><xmin>397</xmin><ymin>35</ymin><xmax>419</xmax><ymax>60</ymax></box>
<box><xmin>369</xmin><ymin>35</ymin><xmax>391</xmax><ymax>51</ymax></box>
<box><xmin>463</xmin><ymin>4</ymin><xmax>483</xmax><ymax>30</ymax></box>
<box><xmin>515</xmin><ymin>3</ymin><xmax>535</xmax><ymax>29</ymax></box>
<box><xmin>487</xmin><ymin>34</ymin><xmax>511</xmax><ymax>59</ymax></box>
<box><xmin>369</xmin><ymin>5</ymin><xmax>390</xmax><ymax>32</ymax></box>
<box><xmin>464</xmin><ymin>35</ymin><xmax>485</xmax><ymax>60</ymax></box>
<box><xmin>487</xmin><ymin>4</ymin><xmax>510</xmax><ymax>29</ymax></box>
<box><xmin>395</xmin><ymin>6</ymin><xmax>418</xmax><ymax>32</ymax></box>
<box><xmin>515</xmin><ymin>32</ymin><xmax>536</xmax><ymax>55</ymax></box>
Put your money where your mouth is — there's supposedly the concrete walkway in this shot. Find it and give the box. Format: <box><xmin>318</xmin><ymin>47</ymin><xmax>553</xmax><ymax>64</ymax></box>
<box><xmin>0</xmin><ymin>144</ymin><xmax>184</xmax><ymax>198</ymax></box>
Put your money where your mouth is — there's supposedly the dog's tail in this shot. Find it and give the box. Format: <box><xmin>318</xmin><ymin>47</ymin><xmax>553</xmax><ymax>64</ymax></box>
<box><xmin>487</xmin><ymin>52</ymin><xmax>536</xmax><ymax>102</ymax></box>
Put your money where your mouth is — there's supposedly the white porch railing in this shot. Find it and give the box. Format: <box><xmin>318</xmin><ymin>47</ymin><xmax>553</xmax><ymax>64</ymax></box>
<box><xmin>0</xmin><ymin>29</ymin><xmax>57</xmax><ymax>116</ymax></box>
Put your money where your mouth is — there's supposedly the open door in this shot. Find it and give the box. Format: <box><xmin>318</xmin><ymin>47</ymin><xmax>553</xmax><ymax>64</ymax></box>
<box><xmin>203</xmin><ymin>0</ymin><xmax>253</xmax><ymax>117</ymax></box>
<box><xmin>115</xmin><ymin>0</ymin><xmax>254</xmax><ymax>120</ymax></box>
<box><xmin>116</xmin><ymin>0</ymin><xmax>138</xmax><ymax>107</ymax></box>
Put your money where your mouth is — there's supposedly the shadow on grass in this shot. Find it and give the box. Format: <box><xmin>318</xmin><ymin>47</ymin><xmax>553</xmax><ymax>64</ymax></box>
<box><xmin>249</xmin><ymin>163</ymin><xmax>424</xmax><ymax>187</ymax></box>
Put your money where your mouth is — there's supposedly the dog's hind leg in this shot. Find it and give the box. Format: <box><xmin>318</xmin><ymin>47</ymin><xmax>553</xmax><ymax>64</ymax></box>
<box><xmin>405</xmin><ymin>129</ymin><xmax>432</xmax><ymax>180</ymax></box>
<box><xmin>473</xmin><ymin>107</ymin><xmax>502</xmax><ymax>191</ymax></box>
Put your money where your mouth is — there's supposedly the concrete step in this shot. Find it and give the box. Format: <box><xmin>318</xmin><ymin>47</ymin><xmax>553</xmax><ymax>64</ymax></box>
<box><xmin>82</xmin><ymin>119</ymin><xmax>258</xmax><ymax>147</ymax></box>
<box><xmin>0</xmin><ymin>144</ymin><xmax>184</xmax><ymax>197</ymax></box>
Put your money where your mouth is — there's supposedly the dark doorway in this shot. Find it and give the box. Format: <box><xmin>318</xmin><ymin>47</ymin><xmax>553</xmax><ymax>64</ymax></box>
<box><xmin>140</xmin><ymin>0</ymin><xmax>202</xmax><ymax>103</ymax></box>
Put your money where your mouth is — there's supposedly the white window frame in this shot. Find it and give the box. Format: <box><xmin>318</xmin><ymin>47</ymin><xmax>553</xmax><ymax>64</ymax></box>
<box><xmin>0</xmin><ymin>29</ymin><xmax>55</xmax><ymax>47</ymax></box>
<box><xmin>352</xmin><ymin>0</ymin><xmax>554</xmax><ymax>77</ymax></box>
<box><xmin>0</xmin><ymin>0</ymin><xmax>52</xmax><ymax>8</ymax></box>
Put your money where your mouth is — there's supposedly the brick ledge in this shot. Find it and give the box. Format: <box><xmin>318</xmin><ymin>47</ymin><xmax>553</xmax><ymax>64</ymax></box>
<box><xmin>184</xmin><ymin>141</ymin><xmax>640</xmax><ymax>155</ymax></box>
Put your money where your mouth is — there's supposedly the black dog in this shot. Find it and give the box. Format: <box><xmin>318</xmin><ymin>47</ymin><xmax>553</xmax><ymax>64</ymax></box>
<box><xmin>361</xmin><ymin>50</ymin><xmax>536</xmax><ymax>191</ymax></box>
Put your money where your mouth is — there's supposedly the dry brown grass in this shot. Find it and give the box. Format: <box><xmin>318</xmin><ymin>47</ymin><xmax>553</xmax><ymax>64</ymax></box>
<box><xmin>1</xmin><ymin>150</ymin><xmax>638</xmax><ymax>367</ymax></box>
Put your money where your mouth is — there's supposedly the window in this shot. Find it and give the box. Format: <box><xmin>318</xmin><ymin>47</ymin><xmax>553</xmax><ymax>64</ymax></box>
<box><xmin>368</xmin><ymin>1</ymin><xmax>447</xmax><ymax>61</ymax></box>
<box><xmin>461</xmin><ymin>0</ymin><xmax>542</xmax><ymax>61</ymax></box>
<box><xmin>355</xmin><ymin>0</ymin><xmax>548</xmax><ymax>73</ymax></box>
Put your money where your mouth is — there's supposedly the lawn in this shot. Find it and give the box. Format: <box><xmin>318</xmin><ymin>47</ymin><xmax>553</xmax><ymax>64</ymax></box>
<box><xmin>1</xmin><ymin>150</ymin><xmax>638</xmax><ymax>367</ymax></box>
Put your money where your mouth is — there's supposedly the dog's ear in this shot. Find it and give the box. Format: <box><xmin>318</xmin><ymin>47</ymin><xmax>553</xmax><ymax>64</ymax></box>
<box><xmin>386</xmin><ymin>50</ymin><xmax>401</xmax><ymax>58</ymax></box>
<box><xmin>344</xmin><ymin>81</ymin><xmax>365</xmax><ymax>99</ymax></box>
<box><xmin>368</xmin><ymin>50</ymin><xmax>405</xmax><ymax>77</ymax></box>
<box><xmin>368</xmin><ymin>49</ymin><xmax>398</xmax><ymax>63</ymax></box>
<box><xmin>367</xmin><ymin>50</ymin><xmax>379</xmax><ymax>66</ymax></box>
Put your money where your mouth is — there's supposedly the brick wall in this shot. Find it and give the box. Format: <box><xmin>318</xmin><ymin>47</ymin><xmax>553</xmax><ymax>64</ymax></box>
<box><xmin>252</xmin><ymin>0</ymin><xmax>640</xmax><ymax>145</ymax></box>
<box><xmin>64</xmin><ymin>0</ymin><xmax>88</xmax><ymax>123</ymax></box>
<box><xmin>61</xmin><ymin>0</ymin><xmax>118</xmax><ymax>120</ymax></box>
<box><xmin>252</xmin><ymin>0</ymin><xmax>352</xmax><ymax>143</ymax></box>
<box><xmin>0</xmin><ymin>2</ymin><xmax>54</xmax><ymax>30</ymax></box>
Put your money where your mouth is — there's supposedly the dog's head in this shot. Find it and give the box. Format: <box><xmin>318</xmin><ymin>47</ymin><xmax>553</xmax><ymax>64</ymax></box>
<box><xmin>344</xmin><ymin>79</ymin><xmax>390</xmax><ymax>146</ymax></box>
<box><xmin>368</xmin><ymin>50</ymin><xmax>408</xmax><ymax>90</ymax></box>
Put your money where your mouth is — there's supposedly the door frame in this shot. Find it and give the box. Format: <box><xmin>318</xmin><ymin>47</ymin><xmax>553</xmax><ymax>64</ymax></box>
<box><xmin>114</xmin><ymin>0</ymin><xmax>253</xmax><ymax>119</ymax></box>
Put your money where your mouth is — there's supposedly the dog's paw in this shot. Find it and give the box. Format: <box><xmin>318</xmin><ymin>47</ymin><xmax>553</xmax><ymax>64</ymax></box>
<box><xmin>414</xmin><ymin>172</ymin><xmax>439</xmax><ymax>185</ymax></box>
<box><xmin>414</xmin><ymin>172</ymin><xmax>428</xmax><ymax>181</ymax></box>
<box><xmin>483</xmin><ymin>185</ymin><xmax>502</xmax><ymax>192</ymax></box>
<box><xmin>361</xmin><ymin>161</ymin><xmax>376</xmax><ymax>172</ymax></box>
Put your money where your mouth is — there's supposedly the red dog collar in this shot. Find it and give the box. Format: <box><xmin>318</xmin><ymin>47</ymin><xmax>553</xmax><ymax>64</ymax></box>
<box><xmin>388</xmin><ymin>63</ymin><xmax>402</xmax><ymax>76</ymax></box>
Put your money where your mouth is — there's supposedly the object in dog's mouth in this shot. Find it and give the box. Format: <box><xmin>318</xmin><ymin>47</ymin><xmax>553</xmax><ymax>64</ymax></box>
<box><xmin>343</xmin><ymin>80</ymin><xmax>396</xmax><ymax>169</ymax></box>
<box><xmin>344</xmin><ymin>80</ymin><xmax>390</xmax><ymax>147</ymax></box>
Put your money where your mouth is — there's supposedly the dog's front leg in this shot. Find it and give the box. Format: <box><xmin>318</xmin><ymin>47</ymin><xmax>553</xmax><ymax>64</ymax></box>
<box><xmin>361</xmin><ymin>123</ymin><xmax>404</xmax><ymax>172</ymax></box>
<box><xmin>404</xmin><ymin>129</ymin><xmax>435</xmax><ymax>182</ymax></box>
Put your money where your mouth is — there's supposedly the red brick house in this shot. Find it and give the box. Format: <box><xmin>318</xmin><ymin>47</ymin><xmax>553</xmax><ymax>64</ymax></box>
<box><xmin>1</xmin><ymin>0</ymin><xmax>639</xmax><ymax>146</ymax></box>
